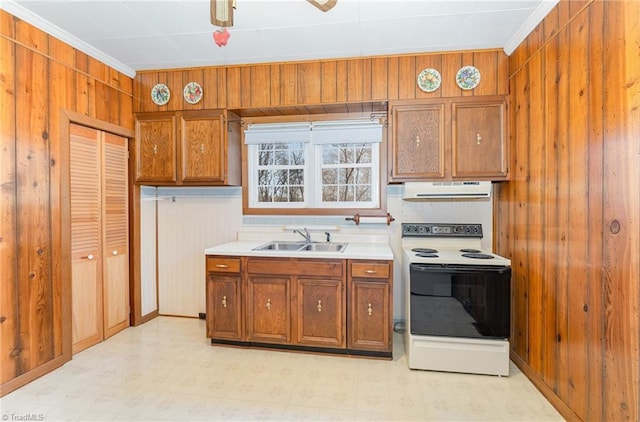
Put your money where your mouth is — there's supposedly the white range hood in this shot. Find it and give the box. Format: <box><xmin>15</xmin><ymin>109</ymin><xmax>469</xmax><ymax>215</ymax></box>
<box><xmin>402</xmin><ymin>181</ymin><xmax>492</xmax><ymax>201</ymax></box>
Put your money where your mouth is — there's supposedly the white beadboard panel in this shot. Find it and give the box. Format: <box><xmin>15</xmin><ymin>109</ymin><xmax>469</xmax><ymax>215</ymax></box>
<box><xmin>157</xmin><ymin>188</ymin><xmax>243</xmax><ymax>317</ymax></box>
<box><xmin>140</xmin><ymin>186</ymin><xmax>158</xmax><ymax>317</ymax></box>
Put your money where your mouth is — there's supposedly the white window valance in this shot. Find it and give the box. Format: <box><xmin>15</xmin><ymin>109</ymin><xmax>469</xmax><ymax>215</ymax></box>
<box><xmin>244</xmin><ymin>119</ymin><xmax>383</xmax><ymax>145</ymax></box>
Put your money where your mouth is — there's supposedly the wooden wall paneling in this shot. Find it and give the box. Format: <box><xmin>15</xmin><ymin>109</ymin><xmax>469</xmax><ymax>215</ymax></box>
<box><xmin>525</xmin><ymin>49</ymin><xmax>544</xmax><ymax>378</ymax></box>
<box><xmin>166</xmin><ymin>71</ymin><xmax>183</xmax><ymax>111</ymax></box>
<box><xmin>119</xmin><ymin>90</ymin><xmax>134</xmax><ymax>131</ymax></box>
<box><xmin>153</xmin><ymin>71</ymin><xmax>168</xmax><ymax>112</ymax></box>
<box><xmin>541</xmin><ymin>34</ymin><xmax>560</xmax><ymax>394</ymax></box>
<box><xmin>48</xmin><ymin>56</ymin><xmax>76</xmax><ymax>361</ymax></box>
<box><xmin>346</xmin><ymin>58</ymin><xmax>366</xmax><ymax>102</ymax></box>
<box><xmin>335</xmin><ymin>60</ymin><xmax>348</xmax><ymax>103</ymax></box>
<box><xmin>496</xmin><ymin>51</ymin><xmax>509</xmax><ymax>95</ymax></box>
<box><xmin>297</xmin><ymin>62</ymin><xmax>321</xmax><ymax>105</ymax></box>
<box><xmin>386</xmin><ymin>57</ymin><xmax>399</xmax><ymax>100</ymax></box>
<box><xmin>565</xmin><ymin>9</ymin><xmax>590</xmax><ymax>419</ymax></box>
<box><xmin>182</xmin><ymin>68</ymin><xmax>204</xmax><ymax>111</ymax></box>
<box><xmin>86</xmin><ymin>73</ymin><xmax>97</xmax><ymax>119</ymax></box>
<box><xmin>225</xmin><ymin>66</ymin><xmax>241</xmax><ymax>109</ymax></box>
<box><xmin>553</xmin><ymin>23</ymin><xmax>571</xmax><ymax>409</ymax></box>
<box><xmin>88</xmin><ymin>57</ymin><xmax>108</xmax><ymax>84</ymax></box>
<box><xmin>279</xmin><ymin>63</ymin><xmax>297</xmax><ymax>106</ymax></box>
<box><xmin>48</xmin><ymin>37</ymin><xmax>75</xmax><ymax>68</ymax></box>
<box><xmin>240</xmin><ymin>66</ymin><xmax>252</xmax><ymax>107</ymax></box>
<box><xmin>510</xmin><ymin>65</ymin><xmax>529</xmax><ymax>361</ymax></box>
<box><xmin>414</xmin><ymin>54</ymin><xmax>443</xmax><ymax>99</ymax></box>
<box><xmin>249</xmin><ymin>65</ymin><xmax>271</xmax><ymax>108</ymax></box>
<box><xmin>370</xmin><ymin>57</ymin><xmax>388</xmax><ymax>101</ymax></box>
<box><xmin>94</xmin><ymin>82</ymin><xmax>110</xmax><ymax>123</ymax></box>
<box><xmin>14</xmin><ymin>19</ymin><xmax>47</xmax><ymax>54</ymax></box>
<box><xmin>397</xmin><ymin>56</ymin><xmax>416</xmax><ymax>100</ymax></box>
<box><xmin>440</xmin><ymin>53</ymin><xmax>462</xmax><ymax>98</ymax></box>
<box><xmin>108</xmin><ymin>68</ymin><xmax>120</xmax><ymax>91</ymax></box>
<box><xmin>602</xmin><ymin>2</ymin><xmax>639</xmax><ymax>420</ymax></box>
<box><xmin>585</xmin><ymin>2</ymin><xmax>605</xmax><ymax>419</ymax></box>
<box><xmin>0</xmin><ymin>9</ymin><xmax>14</xmax><ymax>36</ymax></box>
<box><xmin>320</xmin><ymin>61</ymin><xmax>337</xmax><ymax>104</ymax></box>
<box><xmin>472</xmin><ymin>51</ymin><xmax>497</xmax><ymax>97</ymax></box>
<box><xmin>543</xmin><ymin>6</ymin><xmax>560</xmax><ymax>43</ymax></box>
<box><xmin>0</xmin><ymin>34</ymin><xmax>18</xmax><ymax>384</ymax></box>
<box><xmin>268</xmin><ymin>64</ymin><xmax>279</xmax><ymax>107</ymax></box>
<box><xmin>202</xmin><ymin>67</ymin><xmax>218</xmax><ymax>109</ymax></box>
<box><xmin>15</xmin><ymin>45</ymin><xmax>53</xmax><ymax>371</ymax></box>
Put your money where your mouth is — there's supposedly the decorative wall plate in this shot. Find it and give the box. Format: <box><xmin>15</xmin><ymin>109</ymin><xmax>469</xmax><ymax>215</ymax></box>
<box><xmin>183</xmin><ymin>82</ymin><xmax>203</xmax><ymax>104</ymax></box>
<box><xmin>417</xmin><ymin>68</ymin><xmax>441</xmax><ymax>92</ymax></box>
<box><xmin>456</xmin><ymin>66</ymin><xmax>481</xmax><ymax>90</ymax></box>
<box><xmin>151</xmin><ymin>83</ymin><xmax>170</xmax><ymax>105</ymax></box>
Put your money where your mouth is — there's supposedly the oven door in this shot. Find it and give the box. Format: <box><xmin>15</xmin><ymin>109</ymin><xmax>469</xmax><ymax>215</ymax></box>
<box><xmin>410</xmin><ymin>263</ymin><xmax>511</xmax><ymax>339</ymax></box>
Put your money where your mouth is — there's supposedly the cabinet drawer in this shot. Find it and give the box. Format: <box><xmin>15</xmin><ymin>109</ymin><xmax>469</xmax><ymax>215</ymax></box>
<box><xmin>207</xmin><ymin>257</ymin><xmax>241</xmax><ymax>273</ymax></box>
<box><xmin>247</xmin><ymin>258</ymin><xmax>343</xmax><ymax>277</ymax></box>
<box><xmin>350</xmin><ymin>262</ymin><xmax>390</xmax><ymax>279</ymax></box>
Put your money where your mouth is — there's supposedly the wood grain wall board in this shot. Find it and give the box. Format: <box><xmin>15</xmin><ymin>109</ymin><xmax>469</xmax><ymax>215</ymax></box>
<box><xmin>320</xmin><ymin>61</ymin><xmax>337</xmax><ymax>104</ymax></box>
<box><xmin>88</xmin><ymin>58</ymin><xmax>108</xmax><ymax>84</ymax></box>
<box><xmin>1</xmin><ymin>10</ymin><xmax>14</xmax><ymax>37</ymax></box>
<box><xmin>525</xmin><ymin>48</ymin><xmax>545</xmax><ymax>378</ymax></box>
<box><xmin>279</xmin><ymin>63</ymin><xmax>297</xmax><ymax>106</ymax></box>
<box><xmin>335</xmin><ymin>60</ymin><xmax>348</xmax><ymax>103</ymax></box>
<box><xmin>86</xmin><ymin>76</ymin><xmax>97</xmax><ymax>120</ymax></box>
<box><xmin>370</xmin><ymin>57</ymin><xmax>388</xmax><ymax>101</ymax></box>
<box><xmin>267</xmin><ymin>64</ymin><xmax>280</xmax><ymax>107</ymax></box>
<box><xmin>166</xmin><ymin>71</ymin><xmax>183</xmax><ymax>112</ymax></box>
<box><xmin>441</xmin><ymin>54</ymin><xmax>462</xmax><ymax>98</ymax></box>
<box><xmin>386</xmin><ymin>57</ymin><xmax>399</xmax><ymax>101</ymax></box>
<box><xmin>541</xmin><ymin>34</ymin><xmax>560</xmax><ymax>394</ymax></box>
<box><xmin>585</xmin><ymin>3</ymin><xmax>605</xmax><ymax>420</ymax></box>
<box><xmin>298</xmin><ymin>62</ymin><xmax>321</xmax><ymax>105</ymax></box>
<box><xmin>346</xmin><ymin>58</ymin><xmax>366</xmax><ymax>102</ymax></box>
<box><xmin>74</xmin><ymin>73</ymin><xmax>89</xmax><ymax>118</ymax></box>
<box><xmin>48</xmin><ymin>60</ymin><xmax>76</xmax><ymax>361</ymax></box>
<box><xmin>510</xmin><ymin>65</ymin><xmax>529</xmax><ymax>361</ymax></box>
<box><xmin>226</xmin><ymin>67</ymin><xmax>241</xmax><ymax>109</ymax></box>
<box><xmin>602</xmin><ymin>2</ymin><xmax>639</xmax><ymax>420</ymax></box>
<box><xmin>0</xmin><ymin>35</ymin><xmax>19</xmax><ymax>384</ymax></box>
<box><xmin>397</xmin><ymin>56</ymin><xmax>416</xmax><ymax>100</ymax></box>
<box><xmin>14</xmin><ymin>19</ymin><xmax>47</xmax><ymax>54</ymax></box>
<box><xmin>48</xmin><ymin>37</ymin><xmax>75</xmax><ymax>68</ymax></box>
<box><xmin>249</xmin><ymin>65</ymin><xmax>272</xmax><ymax>108</ymax></box>
<box><xmin>15</xmin><ymin>45</ymin><xmax>54</xmax><ymax>371</ymax></box>
<box><xmin>240</xmin><ymin>67</ymin><xmax>252</xmax><ymax>107</ymax></box>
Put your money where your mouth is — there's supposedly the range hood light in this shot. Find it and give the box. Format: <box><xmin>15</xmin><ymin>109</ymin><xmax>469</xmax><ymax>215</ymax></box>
<box><xmin>402</xmin><ymin>181</ymin><xmax>492</xmax><ymax>201</ymax></box>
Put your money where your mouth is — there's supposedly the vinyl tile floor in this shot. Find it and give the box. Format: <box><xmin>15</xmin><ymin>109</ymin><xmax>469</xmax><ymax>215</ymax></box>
<box><xmin>1</xmin><ymin>317</ymin><xmax>564</xmax><ymax>421</ymax></box>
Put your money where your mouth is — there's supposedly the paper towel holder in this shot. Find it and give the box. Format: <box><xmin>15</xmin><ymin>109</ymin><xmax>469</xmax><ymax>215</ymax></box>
<box><xmin>345</xmin><ymin>213</ymin><xmax>395</xmax><ymax>226</ymax></box>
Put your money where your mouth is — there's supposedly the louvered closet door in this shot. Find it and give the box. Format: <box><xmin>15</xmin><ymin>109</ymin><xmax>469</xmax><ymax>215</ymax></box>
<box><xmin>70</xmin><ymin>124</ymin><xmax>103</xmax><ymax>354</ymax></box>
<box><xmin>102</xmin><ymin>132</ymin><xmax>130</xmax><ymax>338</ymax></box>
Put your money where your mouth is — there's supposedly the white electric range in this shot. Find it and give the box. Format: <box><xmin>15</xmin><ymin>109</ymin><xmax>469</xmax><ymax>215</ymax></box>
<box><xmin>402</xmin><ymin>223</ymin><xmax>512</xmax><ymax>376</ymax></box>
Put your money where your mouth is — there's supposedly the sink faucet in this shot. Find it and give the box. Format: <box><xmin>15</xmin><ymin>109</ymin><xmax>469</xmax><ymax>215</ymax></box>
<box><xmin>293</xmin><ymin>227</ymin><xmax>311</xmax><ymax>243</ymax></box>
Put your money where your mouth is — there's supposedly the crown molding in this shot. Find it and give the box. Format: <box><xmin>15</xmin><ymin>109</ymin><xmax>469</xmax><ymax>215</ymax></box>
<box><xmin>1</xmin><ymin>0</ymin><xmax>136</xmax><ymax>78</ymax></box>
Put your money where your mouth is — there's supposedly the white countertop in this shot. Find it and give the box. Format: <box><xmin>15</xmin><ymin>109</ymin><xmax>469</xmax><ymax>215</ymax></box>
<box><xmin>204</xmin><ymin>226</ymin><xmax>394</xmax><ymax>260</ymax></box>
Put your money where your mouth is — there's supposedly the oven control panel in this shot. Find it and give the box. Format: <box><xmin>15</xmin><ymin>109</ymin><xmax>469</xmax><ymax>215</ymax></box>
<box><xmin>401</xmin><ymin>223</ymin><xmax>483</xmax><ymax>238</ymax></box>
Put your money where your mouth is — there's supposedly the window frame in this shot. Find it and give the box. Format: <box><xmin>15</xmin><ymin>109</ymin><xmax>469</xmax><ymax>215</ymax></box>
<box><xmin>241</xmin><ymin>113</ymin><xmax>388</xmax><ymax>216</ymax></box>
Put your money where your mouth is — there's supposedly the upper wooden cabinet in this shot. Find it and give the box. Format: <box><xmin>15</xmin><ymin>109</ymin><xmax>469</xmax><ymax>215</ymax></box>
<box><xmin>389</xmin><ymin>96</ymin><xmax>508</xmax><ymax>182</ymax></box>
<box><xmin>134</xmin><ymin>110</ymin><xmax>241</xmax><ymax>186</ymax></box>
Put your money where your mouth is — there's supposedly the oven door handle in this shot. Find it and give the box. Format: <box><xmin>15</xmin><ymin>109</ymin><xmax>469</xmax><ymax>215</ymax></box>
<box><xmin>411</xmin><ymin>264</ymin><xmax>510</xmax><ymax>275</ymax></box>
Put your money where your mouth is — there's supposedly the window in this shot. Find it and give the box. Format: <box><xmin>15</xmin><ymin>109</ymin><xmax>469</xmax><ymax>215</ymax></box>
<box><xmin>245</xmin><ymin>119</ymin><xmax>382</xmax><ymax>210</ymax></box>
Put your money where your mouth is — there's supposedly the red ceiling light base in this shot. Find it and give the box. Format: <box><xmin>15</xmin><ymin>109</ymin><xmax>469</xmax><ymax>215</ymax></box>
<box><xmin>213</xmin><ymin>28</ymin><xmax>231</xmax><ymax>47</ymax></box>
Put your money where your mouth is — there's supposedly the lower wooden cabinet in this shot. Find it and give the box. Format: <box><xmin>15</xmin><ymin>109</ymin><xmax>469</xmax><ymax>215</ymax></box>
<box><xmin>205</xmin><ymin>255</ymin><xmax>392</xmax><ymax>358</ymax></box>
<box><xmin>348</xmin><ymin>261</ymin><xmax>393</xmax><ymax>354</ymax></box>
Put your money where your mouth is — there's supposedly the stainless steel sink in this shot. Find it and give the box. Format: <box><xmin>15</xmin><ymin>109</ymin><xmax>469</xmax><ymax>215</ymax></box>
<box><xmin>252</xmin><ymin>241</ymin><xmax>347</xmax><ymax>253</ymax></box>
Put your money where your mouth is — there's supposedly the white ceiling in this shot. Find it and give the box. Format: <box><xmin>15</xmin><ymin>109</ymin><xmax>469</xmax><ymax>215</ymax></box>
<box><xmin>2</xmin><ymin>0</ymin><xmax>558</xmax><ymax>77</ymax></box>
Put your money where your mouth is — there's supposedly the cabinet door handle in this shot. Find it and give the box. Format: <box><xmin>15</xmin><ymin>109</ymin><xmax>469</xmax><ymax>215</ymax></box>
<box><xmin>152</xmin><ymin>144</ymin><xmax>158</xmax><ymax>154</ymax></box>
<box><xmin>266</xmin><ymin>298</ymin><xmax>271</xmax><ymax>310</ymax></box>
<box><xmin>476</xmin><ymin>133</ymin><xmax>482</xmax><ymax>145</ymax></box>
<box><xmin>365</xmin><ymin>269</ymin><xmax>376</xmax><ymax>274</ymax></box>
<box><xmin>317</xmin><ymin>299</ymin><xmax>322</xmax><ymax>313</ymax></box>
<box><xmin>215</xmin><ymin>264</ymin><xmax>229</xmax><ymax>268</ymax></box>
<box><xmin>222</xmin><ymin>296</ymin><xmax>227</xmax><ymax>308</ymax></box>
<box><xmin>112</xmin><ymin>250</ymin><xmax>118</xmax><ymax>256</ymax></box>
<box><xmin>415</xmin><ymin>135</ymin><xmax>421</xmax><ymax>148</ymax></box>
<box><xmin>85</xmin><ymin>254</ymin><xmax>94</xmax><ymax>260</ymax></box>
<box><xmin>367</xmin><ymin>303</ymin><xmax>373</xmax><ymax>316</ymax></box>
<box><xmin>200</xmin><ymin>143</ymin><xmax>205</xmax><ymax>153</ymax></box>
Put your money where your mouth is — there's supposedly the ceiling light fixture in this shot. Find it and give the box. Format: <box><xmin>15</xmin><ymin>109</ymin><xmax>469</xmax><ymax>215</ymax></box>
<box><xmin>211</xmin><ymin>0</ymin><xmax>236</xmax><ymax>27</ymax></box>
<box><xmin>306</xmin><ymin>0</ymin><xmax>338</xmax><ymax>12</ymax></box>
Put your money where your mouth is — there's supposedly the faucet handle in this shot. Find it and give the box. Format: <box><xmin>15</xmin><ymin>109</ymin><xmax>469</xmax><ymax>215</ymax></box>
<box><xmin>325</xmin><ymin>231</ymin><xmax>331</xmax><ymax>243</ymax></box>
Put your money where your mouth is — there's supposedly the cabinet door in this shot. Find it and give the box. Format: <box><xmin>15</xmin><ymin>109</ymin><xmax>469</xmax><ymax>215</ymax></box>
<box><xmin>181</xmin><ymin>110</ymin><xmax>225</xmax><ymax>183</ymax></box>
<box><xmin>70</xmin><ymin>124</ymin><xmax>103</xmax><ymax>354</ymax></box>
<box><xmin>135</xmin><ymin>113</ymin><xmax>177</xmax><ymax>183</ymax></box>
<box><xmin>207</xmin><ymin>273</ymin><xmax>242</xmax><ymax>340</ymax></box>
<box><xmin>102</xmin><ymin>132</ymin><xmax>130</xmax><ymax>339</ymax></box>
<box><xmin>348</xmin><ymin>280</ymin><xmax>391</xmax><ymax>352</ymax></box>
<box><xmin>246</xmin><ymin>276</ymin><xmax>291</xmax><ymax>343</ymax></box>
<box><xmin>295</xmin><ymin>278</ymin><xmax>345</xmax><ymax>348</ymax></box>
<box><xmin>452</xmin><ymin>100</ymin><xmax>507</xmax><ymax>179</ymax></box>
<box><xmin>390</xmin><ymin>102</ymin><xmax>445</xmax><ymax>181</ymax></box>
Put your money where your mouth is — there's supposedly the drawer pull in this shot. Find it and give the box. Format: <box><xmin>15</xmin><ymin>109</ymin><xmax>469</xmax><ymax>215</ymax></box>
<box><xmin>317</xmin><ymin>299</ymin><xmax>322</xmax><ymax>313</ymax></box>
<box><xmin>367</xmin><ymin>303</ymin><xmax>373</xmax><ymax>316</ymax></box>
<box><xmin>365</xmin><ymin>269</ymin><xmax>376</xmax><ymax>274</ymax></box>
<box><xmin>86</xmin><ymin>254</ymin><xmax>94</xmax><ymax>261</ymax></box>
<box><xmin>200</xmin><ymin>143</ymin><xmax>205</xmax><ymax>153</ymax></box>
<box><xmin>222</xmin><ymin>296</ymin><xmax>227</xmax><ymax>308</ymax></box>
<box><xmin>112</xmin><ymin>250</ymin><xmax>118</xmax><ymax>256</ymax></box>
<box><xmin>215</xmin><ymin>264</ymin><xmax>229</xmax><ymax>268</ymax></box>
<box><xmin>476</xmin><ymin>133</ymin><xmax>482</xmax><ymax>145</ymax></box>
<box><xmin>266</xmin><ymin>298</ymin><xmax>271</xmax><ymax>310</ymax></box>
<box><xmin>152</xmin><ymin>144</ymin><xmax>158</xmax><ymax>154</ymax></box>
